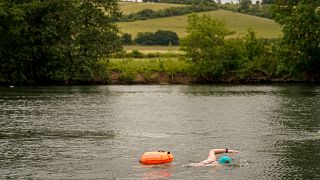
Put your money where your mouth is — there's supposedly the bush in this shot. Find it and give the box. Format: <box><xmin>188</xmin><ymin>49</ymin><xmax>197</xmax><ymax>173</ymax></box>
<box><xmin>119</xmin><ymin>71</ymin><xmax>135</xmax><ymax>83</ymax></box>
<box><xmin>130</xmin><ymin>50</ymin><xmax>143</xmax><ymax>58</ymax></box>
<box><xmin>239</xmin><ymin>30</ymin><xmax>279</xmax><ymax>79</ymax></box>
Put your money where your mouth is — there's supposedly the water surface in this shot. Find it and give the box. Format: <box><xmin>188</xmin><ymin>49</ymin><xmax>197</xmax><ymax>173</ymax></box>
<box><xmin>0</xmin><ymin>85</ymin><xmax>319</xmax><ymax>179</ymax></box>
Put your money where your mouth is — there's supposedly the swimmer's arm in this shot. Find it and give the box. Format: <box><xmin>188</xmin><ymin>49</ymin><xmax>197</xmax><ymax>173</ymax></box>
<box><xmin>199</xmin><ymin>158</ymin><xmax>215</xmax><ymax>165</ymax></box>
<box><xmin>204</xmin><ymin>148</ymin><xmax>239</xmax><ymax>165</ymax></box>
<box><xmin>211</xmin><ymin>149</ymin><xmax>239</xmax><ymax>155</ymax></box>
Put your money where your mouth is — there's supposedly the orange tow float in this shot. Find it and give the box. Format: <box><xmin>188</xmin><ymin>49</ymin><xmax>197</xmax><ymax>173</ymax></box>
<box><xmin>140</xmin><ymin>151</ymin><xmax>174</xmax><ymax>165</ymax></box>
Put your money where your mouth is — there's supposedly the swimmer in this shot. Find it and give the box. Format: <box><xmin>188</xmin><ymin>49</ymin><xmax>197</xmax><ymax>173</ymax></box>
<box><xmin>191</xmin><ymin>148</ymin><xmax>239</xmax><ymax>166</ymax></box>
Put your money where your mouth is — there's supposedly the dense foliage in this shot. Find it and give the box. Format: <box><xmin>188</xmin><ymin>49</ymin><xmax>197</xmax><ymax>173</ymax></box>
<box><xmin>0</xmin><ymin>0</ymin><xmax>121</xmax><ymax>85</ymax></box>
<box><xmin>180</xmin><ymin>14</ymin><xmax>232</xmax><ymax>81</ymax></box>
<box><xmin>134</xmin><ymin>30</ymin><xmax>179</xmax><ymax>45</ymax></box>
<box><xmin>272</xmin><ymin>0</ymin><xmax>320</xmax><ymax>79</ymax></box>
<box><xmin>180</xmin><ymin>14</ymin><xmax>279</xmax><ymax>82</ymax></box>
<box><xmin>121</xmin><ymin>4</ymin><xmax>218</xmax><ymax>22</ymax></box>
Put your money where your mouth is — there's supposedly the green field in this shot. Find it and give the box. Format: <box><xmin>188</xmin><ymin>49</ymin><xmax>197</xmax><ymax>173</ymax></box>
<box><xmin>118</xmin><ymin>9</ymin><xmax>282</xmax><ymax>39</ymax></box>
<box><xmin>119</xmin><ymin>2</ymin><xmax>186</xmax><ymax>14</ymax></box>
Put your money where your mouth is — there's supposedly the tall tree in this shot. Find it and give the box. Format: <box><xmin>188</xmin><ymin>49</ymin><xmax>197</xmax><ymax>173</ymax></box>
<box><xmin>0</xmin><ymin>0</ymin><xmax>121</xmax><ymax>85</ymax></box>
<box><xmin>180</xmin><ymin>14</ymin><xmax>232</xmax><ymax>81</ymax></box>
<box><xmin>65</xmin><ymin>0</ymin><xmax>122</xmax><ymax>82</ymax></box>
<box><xmin>272</xmin><ymin>0</ymin><xmax>320</xmax><ymax>79</ymax></box>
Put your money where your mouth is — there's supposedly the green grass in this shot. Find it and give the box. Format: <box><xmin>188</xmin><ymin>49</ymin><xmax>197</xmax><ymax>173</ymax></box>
<box><xmin>101</xmin><ymin>57</ymin><xmax>192</xmax><ymax>83</ymax></box>
<box><xmin>119</xmin><ymin>2</ymin><xmax>186</xmax><ymax>14</ymax></box>
<box><xmin>118</xmin><ymin>9</ymin><xmax>282</xmax><ymax>39</ymax></box>
<box><xmin>103</xmin><ymin>58</ymin><xmax>191</xmax><ymax>75</ymax></box>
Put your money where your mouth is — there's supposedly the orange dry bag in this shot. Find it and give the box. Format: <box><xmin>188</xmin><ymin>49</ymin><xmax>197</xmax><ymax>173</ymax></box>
<box><xmin>139</xmin><ymin>151</ymin><xmax>174</xmax><ymax>165</ymax></box>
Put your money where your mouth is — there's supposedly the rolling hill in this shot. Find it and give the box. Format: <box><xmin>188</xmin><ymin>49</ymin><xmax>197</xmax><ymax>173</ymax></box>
<box><xmin>119</xmin><ymin>2</ymin><xmax>186</xmax><ymax>14</ymax></box>
<box><xmin>118</xmin><ymin>9</ymin><xmax>282</xmax><ymax>39</ymax></box>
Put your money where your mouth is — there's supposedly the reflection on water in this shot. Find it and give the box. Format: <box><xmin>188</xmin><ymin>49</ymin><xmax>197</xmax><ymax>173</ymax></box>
<box><xmin>0</xmin><ymin>85</ymin><xmax>319</xmax><ymax>179</ymax></box>
<box><xmin>140</xmin><ymin>164</ymin><xmax>173</xmax><ymax>180</ymax></box>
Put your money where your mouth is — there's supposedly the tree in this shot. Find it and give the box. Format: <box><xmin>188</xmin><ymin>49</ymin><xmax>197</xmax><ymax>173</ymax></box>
<box><xmin>272</xmin><ymin>0</ymin><xmax>320</xmax><ymax>78</ymax></box>
<box><xmin>244</xmin><ymin>29</ymin><xmax>264</xmax><ymax>62</ymax></box>
<box><xmin>154</xmin><ymin>30</ymin><xmax>179</xmax><ymax>45</ymax></box>
<box><xmin>121</xmin><ymin>33</ymin><xmax>133</xmax><ymax>45</ymax></box>
<box><xmin>180</xmin><ymin>14</ymin><xmax>232</xmax><ymax>81</ymax></box>
<box><xmin>60</xmin><ymin>0</ymin><xmax>122</xmax><ymax>82</ymax></box>
<box><xmin>0</xmin><ymin>0</ymin><xmax>122</xmax><ymax>85</ymax></box>
<box><xmin>134</xmin><ymin>32</ymin><xmax>156</xmax><ymax>45</ymax></box>
<box><xmin>240</xmin><ymin>29</ymin><xmax>278</xmax><ymax>78</ymax></box>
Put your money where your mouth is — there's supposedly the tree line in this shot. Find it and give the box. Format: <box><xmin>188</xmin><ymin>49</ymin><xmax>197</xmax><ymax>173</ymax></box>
<box><xmin>220</xmin><ymin>0</ymin><xmax>273</xmax><ymax>19</ymax></box>
<box><xmin>121</xmin><ymin>3</ymin><xmax>218</xmax><ymax>22</ymax></box>
<box><xmin>121</xmin><ymin>30</ymin><xmax>179</xmax><ymax>46</ymax></box>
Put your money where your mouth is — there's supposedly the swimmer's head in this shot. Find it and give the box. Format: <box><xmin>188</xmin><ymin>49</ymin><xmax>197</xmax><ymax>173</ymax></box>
<box><xmin>218</xmin><ymin>156</ymin><xmax>232</xmax><ymax>164</ymax></box>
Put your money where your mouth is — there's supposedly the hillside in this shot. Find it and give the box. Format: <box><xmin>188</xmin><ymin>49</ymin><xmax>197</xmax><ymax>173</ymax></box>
<box><xmin>119</xmin><ymin>2</ymin><xmax>186</xmax><ymax>14</ymax></box>
<box><xmin>118</xmin><ymin>9</ymin><xmax>282</xmax><ymax>39</ymax></box>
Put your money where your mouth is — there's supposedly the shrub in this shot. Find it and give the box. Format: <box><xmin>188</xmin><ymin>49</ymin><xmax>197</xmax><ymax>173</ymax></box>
<box><xmin>130</xmin><ymin>50</ymin><xmax>143</xmax><ymax>58</ymax></box>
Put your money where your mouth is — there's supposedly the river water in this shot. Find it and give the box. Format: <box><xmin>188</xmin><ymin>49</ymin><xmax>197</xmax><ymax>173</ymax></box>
<box><xmin>0</xmin><ymin>85</ymin><xmax>319</xmax><ymax>179</ymax></box>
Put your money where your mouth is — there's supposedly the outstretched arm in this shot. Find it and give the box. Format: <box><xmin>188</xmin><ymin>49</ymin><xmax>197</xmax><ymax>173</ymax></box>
<box><xmin>198</xmin><ymin>148</ymin><xmax>239</xmax><ymax>166</ymax></box>
<box><xmin>207</xmin><ymin>148</ymin><xmax>239</xmax><ymax>160</ymax></box>
<box><xmin>210</xmin><ymin>148</ymin><xmax>239</xmax><ymax>155</ymax></box>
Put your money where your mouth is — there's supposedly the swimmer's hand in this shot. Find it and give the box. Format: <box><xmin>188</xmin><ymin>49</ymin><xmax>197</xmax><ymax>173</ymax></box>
<box><xmin>228</xmin><ymin>150</ymin><xmax>239</xmax><ymax>154</ymax></box>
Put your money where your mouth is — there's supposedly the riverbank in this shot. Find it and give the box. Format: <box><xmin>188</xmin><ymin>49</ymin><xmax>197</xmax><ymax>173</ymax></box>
<box><xmin>2</xmin><ymin>70</ymin><xmax>318</xmax><ymax>86</ymax></box>
<box><xmin>2</xmin><ymin>56</ymin><xmax>319</xmax><ymax>86</ymax></box>
<box><xmin>108</xmin><ymin>71</ymin><xmax>320</xmax><ymax>85</ymax></box>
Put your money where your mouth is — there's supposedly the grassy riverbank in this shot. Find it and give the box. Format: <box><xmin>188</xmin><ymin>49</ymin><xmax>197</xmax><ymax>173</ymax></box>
<box><xmin>101</xmin><ymin>57</ymin><xmax>193</xmax><ymax>84</ymax></box>
<box><xmin>100</xmin><ymin>56</ymin><xmax>317</xmax><ymax>85</ymax></box>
